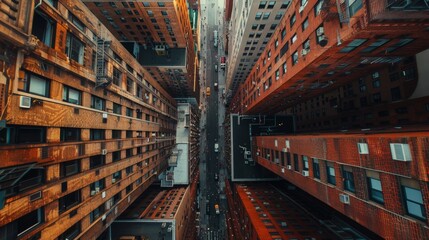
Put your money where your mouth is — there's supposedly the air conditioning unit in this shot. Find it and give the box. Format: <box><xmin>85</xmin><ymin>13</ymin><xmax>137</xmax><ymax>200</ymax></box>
<box><xmin>19</xmin><ymin>96</ymin><xmax>31</xmax><ymax>108</ymax></box>
<box><xmin>101</xmin><ymin>214</ymin><xmax>106</xmax><ymax>221</ymax></box>
<box><xmin>316</xmin><ymin>27</ymin><xmax>324</xmax><ymax>36</ymax></box>
<box><xmin>281</xmin><ymin>168</ymin><xmax>285</xmax><ymax>173</ymax></box>
<box><xmin>101</xmin><ymin>149</ymin><xmax>107</xmax><ymax>155</ymax></box>
<box><xmin>339</xmin><ymin>193</ymin><xmax>350</xmax><ymax>204</ymax></box>
<box><xmin>390</xmin><ymin>143</ymin><xmax>412</xmax><ymax>161</ymax></box>
<box><xmin>145</xmin><ymin>93</ymin><xmax>149</xmax><ymax>99</ymax></box>
<box><xmin>91</xmin><ymin>190</ymin><xmax>97</xmax><ymax>196</ymax></box>
<box><xmin>282</xmin><ymin>148</ymin><xmax>289</xmax><ymax>152</ymax></box>
<box><xmin>285</xmin><ymin>140</ymin><xmax>290</xmax><ymax>148</ymax></box>
<box><xmin>244</xmin><ymin>151</ymin><xmax>251</xmax><ymax>155</ymax></box>
<box><xmin>95</xmin><ymin>187</ymin><xmax>100</xmax><ymax>193</ymax></box>
<box><xmin>276</xmin><ymin>76</ymin><xmax>280</xmax><ymax>80</ymax></box>
<box><xmin>301</xmin><ymin>49</ymin><xmax>308</xmax><ymax>56</ymax></box>
<box><xmin>102</xmin><ymin>113</ymin><xmax>108</xmax><ymax>119</ymax></box>
<box><xmin>112</xmin><ymin>178</ymin><xmax>116</xmax><ymax>183</ymax></box>
<box><xmin>357</xmin><ymin>143</ymin><xmax>369</xmax><ymax>154</ymax></box>
<box><xmin>302</xmin><ymin>170</ymin><xmax>309</xmax><ymax>176</ymax></box>
<box><xmin>299</xmin><ymin>6</ymin><xmax>305</xmax><ymax>13</ymax></box>
<box><xmin>287</xmin><ymin>165</ymin><xmax>292</xmax><ymax>170</ymax></box>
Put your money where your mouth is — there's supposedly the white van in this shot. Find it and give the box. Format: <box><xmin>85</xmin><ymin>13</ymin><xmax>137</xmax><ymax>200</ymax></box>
<box><xmin>214</xmin><ymin>143</ymin><xmax>219</xmax><ymax>152</ymax></box>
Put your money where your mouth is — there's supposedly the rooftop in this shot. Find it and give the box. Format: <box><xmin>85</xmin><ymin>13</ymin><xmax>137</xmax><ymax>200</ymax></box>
<box><xmin>139</xmin><ymin>47</ymin><xmax>187</xmax><ymax>67</ymax></box>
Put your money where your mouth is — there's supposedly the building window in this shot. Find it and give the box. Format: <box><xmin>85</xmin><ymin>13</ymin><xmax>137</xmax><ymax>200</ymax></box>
<box><xmin>252</xmin><ymin>24</ymin><xmax>258</xmax><ymax>30</ymax></box>
<box><xmin>348</xmin><ymin>0</ymin><xmax>363</xmax><ymax>16</ymax></box>
<box><xmin>58</xmin><ymin>222</ymin><xmax>80</xmax><ymax>240</ymax></box>
<box><xmin>126</xmin><ymin>130</ymin><xmax>133</xmax><ymax>138</ymax></box>
<box><xmin>312</xmin><ymin>158</ymin><xmax>320</xmax><ymax>179</ymax></box>
<box><xmin>0</xmin><ymin>125</ymin><xmax>46</xmax><ymax>145</ymax></box>
<box><xmin>391</xmin><ymin>87</ymin><xmax>402</xmax><ymax>101</ymax></box>
<box><xmin>60</xmin><ymin>159</ymin><xmax>80</xmax><ymax>177</ymax></box>
<box><xmin>302</xmin><ymin>18</ymin><xmax>309</xmax><ymax>31</ymax></box>
<box><xmin>113</xmin><ymin>103</ymin><xmax>122</xmax><ymax>115</ymax></box>
<box><xmin>68</xmin><ymin>13</ymin><xmax>85</xmax><ymax>31</ymax></box>
<box><xmin>326</xmin><ymin>163</ymin><xmax>336</xmax><ymax>185</ymax></box>
<box><xmin>157</xmin><ymin>2</ymin><xmax>165</xmax><ymax>7</ymax></box>
<box><xmin>60</xmin><ymin>128</ymin><xmax>81</xmax><ymax>142</ymax></box>
<box><xmin>8</xmin><ymin>208</ymin><xmax>45</xmax><ymax>238</ymax></box>
<box><xmin>90</xmin><ymin>129</ymin><xmax>105</xmax><ymax>140</ymax></box>
<box><xmin>90</xmin><ymin>155</ymin><xmax>105</xmax><ymax>169</ymax></box>
<box><xmin>314</xmin><ymin>0</ymin><xmax>323</xmax><ymax>16</ymax></box>
<box><xmin>267</xmin><ymin>1</ymin><xmax>276</xmax><ymax>9</ymax></box>
<box><xmin>263</xmin><ymin>12</ymin><xmax>270</xmax><ymax>20</ymax></box>
<box><xmin>259</xmin><ymin>1</ymin><xmax>267</xmax><ymax>9</ymax></box>
<box><xmin>59</xmin><ymin>190</ymin><xmax>81</xmax><ymax>213</ymax></box>
<box><xmin>147</xmin><ymin>10</ymin><xmax>154</xmax><ymax>17</ymax></box>
<box><xmin>113</xmin><ymin>67</ymin><xmax>122</xmax><ymax>86</ymax></box>
<box><xmin>112</xmin><ymin>130</ymin><xmax>121</xmax><ymax>139</ymax></box>
<box><xmin>275</xmin><ymin>12</ymin><xmax>283</xmax><ymax>20</ymax></box>
<box><xmin>112</xmin><ymin>151</ymin><xmax>121</xmax><ymax>162</ymax></box>
<box><xmin>90</xmin><ymin>204</ymin><xmax>105</xmax><ymax>223</ymax></box>
<box><xmin>126</xmin><ymin>166</ymin><xmax>133</xmax><ymax>175</ymax></box>
<box><xmin>255</xmin><ymin>12</ymin><xmax>262</xmax><ymax>20</ymax></box>
<box><xmin>302</xmin><ymin>156</ymin><xmax>309</xmax><ymax>170</ymax></box>
<box><xmin>372</xmin><ymin>92</ymin><xmax>381</xmax><ymax>103</ymax></box>
<box><xmin>368</xmin><ymin>177</ymin><xmax>384</xmax><ymax>204</ymax></box>
<box><xmin>126</xmin><ymin>77</ymin><xmax>134</xmax><ymax>93</ymax></box>
<box><xmin>402</xmin><ymin>185</ymin><xmax>426</xmax><ymax>220</ymax></box>
<box><xmin>386</xmin><ymin>38</ymin><xmax>414</xmax><ymax>53</ymax></box>
<box><xmin>293</xmin><ymin>154</ymin><xmax>299</xmax><ymax>171</ymax></box>
<box><xmin>292</xmin><ymin>51</ymin><xmax>299</xmax><ymax>65</ymax></box>
<box><xmin>342</xmin><ymin>166</ymin><xmax>355</xmax><ymax>193</ymax></box>
<box><xmin>281</xmin><ymin>1</ymin><xmax>290</xmax><ymax>8</ymax></box>
<box><xmin>91</xmin><ymin>95</ymin><xmax>105</xmax><ymax>110</ymax></box>
<box><xmin>112</xmin><ymin>171</ymin><xmax>122</xmax><ymax>182</ymax></box>
<box><xmin>339</xmin><ymin>39</ymin><xmax>367</xmax><ymax>53</ymax></box>
<box><xmin>66</xmin><ymin>33</ymin><xmax>85</xmax><ymax>64</ymax></box>
<box><xmin>32</xmin><ymin>11</ymin><xmax>55</xmax><ymax>47</ymax></box>
<box><xmin>23</xmin><ymin>73</ymin><xmax>50</xmax><ymax>97</ymax></box>
<box><xmin>282</xmin><ymin>62</ymin><xmax>287</xmax><ymax>75</ymax></box>
<box><xmin>126</xmin><ymin>107</ymin><xmax>133</xmax><ymax>117</ymax></box>
<box><xmin>361</xmin><ymin>38</ymin><xmax>389</xmax><ymax>53</ymax></box>
<box><xmin>63</xmin><ymin>85</ymin><xmax>81</xmax><ymax>105</ymax></box>
<box><xmin>90</xmin><ymin>179</ymin><xmax>105</xmax><ymax>194</ymax></box>
<box><xmin>290</xmin><ymin>13</ymin><xmax>296</xmax><ymax>28</ymax></box>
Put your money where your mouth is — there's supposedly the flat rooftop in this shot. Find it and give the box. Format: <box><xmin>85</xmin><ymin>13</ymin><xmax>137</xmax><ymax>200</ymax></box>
<box><xmin>139</xmin><ymin>47</ymin><xmax>186</xmax><ymax>67</ymax></box>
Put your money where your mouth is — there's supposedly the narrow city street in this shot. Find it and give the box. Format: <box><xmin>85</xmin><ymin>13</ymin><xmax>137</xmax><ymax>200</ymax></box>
<box><xmin>198</xmin><ymin>0</ymin><xmax>227</xmax><ymax>239</ymax></box>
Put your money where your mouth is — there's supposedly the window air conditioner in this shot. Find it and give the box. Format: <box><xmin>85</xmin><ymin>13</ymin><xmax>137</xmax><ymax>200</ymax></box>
<box><xmin>282</xmin><ymin>148</ymin><xmax>289</xmax><ymax>152</ymax></box>
<box><xmin>357</xmin><ymin>143</ymin><xmax>369</xmax><ymax>154</ymax></box>
<box><xmin>101</xmin><ymin>149</ymin><xmax>107</xmax><ymax>155</ymax></box>
<box><xmin>287</xmin><ymin>165</ymin><xmax>292</xmax><ymax>170</ymax></box>
<box><xmin>390</xmin><ymin>143</ymin><xmax>412</xmax><ymax>161</ymax></box>
<box><xmin>302</xmin><ymin>170</ymin><xmax>309</xmax><ymax>176</ymax></box>
<box><xmin>19</xmin><ymin>96</ymin><xmax>31</xmax><ymax>108</ymax></box>
<box><xmin>299</xmin><ymin>6</ymin><xmax>305</xmax><ymax>13</ymax></box>
<box><xmin>339</xmin><ymin>193</ymin><xmax>350</xmax><ymax>204</ymax></box>
<box><xmin>301</xmin><ymin>49</ymin><xmax>308</xmax><ymax>56</ymax></box>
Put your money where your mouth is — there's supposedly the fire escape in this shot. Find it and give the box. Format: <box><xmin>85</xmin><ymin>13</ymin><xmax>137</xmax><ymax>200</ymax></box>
<box><xmin>95</xmin><ymin>39</ymin><xmax>112</xmax><ymax>88</ymax></box>
<box><xmin>161</xmin><ymin>149</ymin><xmax>180</xmax><ymax>187</ymax></box>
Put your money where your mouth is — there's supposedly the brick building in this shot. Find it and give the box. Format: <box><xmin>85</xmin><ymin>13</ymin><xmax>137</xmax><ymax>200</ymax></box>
<box><xmin>229</xmin><ymin>183</ymin><xmax>338</xmax><ymax>240</ymax></box>
<box><xmin>229</xmin><ymin>0</ymin><xmax>429</xmax><ymax>115</ymax></box>
<box><xmin>0</xmin><ymin>0</ymin><xmax>177</xmax><ymax>239</ymax></box>
<box><xmin>226</xmin><ymin>1</ymin><xmax>429</xmax><ymax>239</ymax></box>
<box><xmin>253</xmin><ymin>132</ymin><xmax>429</xmax><ymax>239</ymax></box>
<box><xmin>112</xmin><ymin>182</ymin><xmax>199</xmax><ymax>240</ymax></box>
<box><xmin>83</xmin><ymin>0</ymin><xmax>200</xmax><ymax>100</ymax></box>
